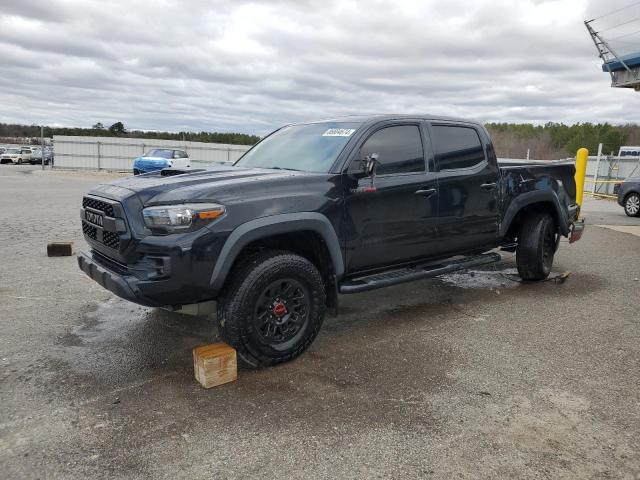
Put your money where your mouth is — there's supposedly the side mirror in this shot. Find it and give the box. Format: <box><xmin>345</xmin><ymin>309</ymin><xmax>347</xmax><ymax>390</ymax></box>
<box><xmin>362</xmin><ymin>153</ymin><xmax>380</xmax><ymax>177</ymax></box>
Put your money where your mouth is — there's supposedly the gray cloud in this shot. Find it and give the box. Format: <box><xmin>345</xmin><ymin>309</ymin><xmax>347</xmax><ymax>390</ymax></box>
<box><xmin>0</xmin><ymin>0</ymin><xmax>638</xmax><ymax>134</ymax></box>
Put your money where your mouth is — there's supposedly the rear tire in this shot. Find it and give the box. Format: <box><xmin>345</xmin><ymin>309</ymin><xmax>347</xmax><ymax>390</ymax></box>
<box><xmin>516</xmin><ymin>213</ymin><xmax>557</xmax><ymax>281</ymax></box>
<box><xmin>216</xmin><ymin>250</ymin><xmax>326</xmax><ymax>368</ymax></box>
<box><xmin>624</xmin><ymin>193</ymin><xmax>640</xmax><ymax>217</ymax></box>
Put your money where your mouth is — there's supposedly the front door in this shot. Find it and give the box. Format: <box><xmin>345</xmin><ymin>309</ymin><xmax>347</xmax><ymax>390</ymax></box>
<box><xmin>343</xmin><ymin>123</ymin><xmax>440</xmax><ymax>273</ymax></box>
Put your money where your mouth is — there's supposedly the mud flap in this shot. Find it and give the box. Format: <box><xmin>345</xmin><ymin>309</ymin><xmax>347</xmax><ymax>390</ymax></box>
<box><xmin>569</xmin><ymin>219</ymin><xmax>586</xmax><ymax>244</ymax></box>
<box><xmin>326</xmin><ymin>275</ymin><xmax>339</xmax><ymax>316</ymax></box>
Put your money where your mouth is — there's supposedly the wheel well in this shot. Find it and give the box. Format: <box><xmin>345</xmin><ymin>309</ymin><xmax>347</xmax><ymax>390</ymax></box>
<box><xmin>624</xmin><ymin>190</ymin><xmax>640</xmax><ymax>201</ymax></box>
<box><xmin>228</xmin><ymin>230</ymin><xmax>336</xmax><ymax>288</ymax></box>
<box><xmin>505</xmin><ymin>202</ymin><xmax>560</xmax><ymax>242</ymax></box>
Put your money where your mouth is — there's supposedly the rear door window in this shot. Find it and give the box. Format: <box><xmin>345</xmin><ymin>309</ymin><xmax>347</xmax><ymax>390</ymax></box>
<box><xmin>359</xmin><ymin>125</ymin><xmax>424</xmax><ymax>175</ymax></box>
<box><xmin>432</xmin><ymin>125</ymin><xmax>485</xmax><ymax>170</ymax></box>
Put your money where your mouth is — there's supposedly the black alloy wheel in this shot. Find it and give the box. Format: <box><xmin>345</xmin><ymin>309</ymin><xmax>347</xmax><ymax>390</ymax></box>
<box><xmin>254</xmin><ymin>278</ymin><xmax>310</xmax><ymax>346</ymax></box>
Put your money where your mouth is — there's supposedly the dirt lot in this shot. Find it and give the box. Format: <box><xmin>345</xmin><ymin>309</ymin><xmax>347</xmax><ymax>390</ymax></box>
<box><xmin>1</xmin><ymin>165</ymin><xmax>639</xmax><ymax>479</ymax></box>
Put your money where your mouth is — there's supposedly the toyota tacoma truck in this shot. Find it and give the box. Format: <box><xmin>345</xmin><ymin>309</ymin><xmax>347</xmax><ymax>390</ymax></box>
<box><xmin>78</xmin><ymin>115</ymin><xmax>585</xmax><ymax>367</ymax></box>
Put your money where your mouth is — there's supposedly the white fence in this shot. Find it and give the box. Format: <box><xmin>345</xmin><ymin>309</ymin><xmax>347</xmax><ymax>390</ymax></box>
<box><xmin>52</xmin><ymin>135</ymin><xmax>252</xmax><ymax>171</ymax></box>
<box><xmin>586</xmin><ymin>155</ymin><xmax>640</xmax><ymax>196</ymax></box>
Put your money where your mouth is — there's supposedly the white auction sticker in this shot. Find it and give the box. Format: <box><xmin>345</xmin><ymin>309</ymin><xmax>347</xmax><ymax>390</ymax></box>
<box><xmin>322</xmin><ymin>128</ymin><xmax>356</xmax><ymax>137</ymax></box>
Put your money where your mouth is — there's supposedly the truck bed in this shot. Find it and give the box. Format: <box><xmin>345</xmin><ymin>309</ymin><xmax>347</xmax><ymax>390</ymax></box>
<box><xmin>497</xmin><ymin>158</ymin><xmax>579</xmax><ymax>236</ymax></box>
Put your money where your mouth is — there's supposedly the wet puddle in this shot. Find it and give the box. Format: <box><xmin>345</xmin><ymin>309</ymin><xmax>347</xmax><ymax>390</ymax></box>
<box><xmin>438</xmin><ymin>267</ymin><xmax>521</xmax><ymax>290</ymax></box>
<box><xmin>55</xmin><ymin>297</ymin><xmax>216</xmax><ymax>384</ymax></box>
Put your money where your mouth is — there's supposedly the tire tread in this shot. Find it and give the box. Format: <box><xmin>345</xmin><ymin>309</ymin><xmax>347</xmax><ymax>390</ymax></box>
<box><xmin>216</xmin><ymin>250</ymin><xmax>326</xmax><ymax>368</ymax></box>
<box><xmin>516</xmin><ymin>212</ymin><xmax>555</xmax><ymax>281</ymax></box>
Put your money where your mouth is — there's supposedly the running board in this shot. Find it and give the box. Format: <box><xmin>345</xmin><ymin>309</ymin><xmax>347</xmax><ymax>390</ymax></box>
<box><xmin>338</xmin><ymin>252</ymin><xmax>501</xmax><ymax>294</ymax></box>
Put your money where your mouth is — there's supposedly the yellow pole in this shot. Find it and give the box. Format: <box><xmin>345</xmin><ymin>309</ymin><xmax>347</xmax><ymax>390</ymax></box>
<box><xmin>575</xmin><ymin>148</ymin><xmax>588</xmax><ymax>207</ymax></box>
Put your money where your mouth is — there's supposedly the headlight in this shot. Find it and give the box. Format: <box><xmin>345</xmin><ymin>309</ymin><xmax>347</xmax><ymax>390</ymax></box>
<box><xmin>143</xmin><ymin>203</ymin><xmax>225</xmax><ymax>233</ymax></box>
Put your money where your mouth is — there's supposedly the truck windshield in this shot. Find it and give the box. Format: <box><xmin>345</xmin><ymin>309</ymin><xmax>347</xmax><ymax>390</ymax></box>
<box><xmin>235</xmin><ymin>122</ymin><xmax>361</xmax><ymax>173</ymax></box>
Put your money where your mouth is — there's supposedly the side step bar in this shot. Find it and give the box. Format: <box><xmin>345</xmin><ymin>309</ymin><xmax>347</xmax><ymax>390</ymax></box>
<box><xmin>338</xmin><ymin>252</ymin><xmax>501</xmax><ymax>294</ymax></box>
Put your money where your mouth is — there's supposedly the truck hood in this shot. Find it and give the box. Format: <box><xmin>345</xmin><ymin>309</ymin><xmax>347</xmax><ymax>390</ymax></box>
<box><xmin>89</xmin><ymin>165</ymin><xmax>332</xmax><ymax>207</ymax></box>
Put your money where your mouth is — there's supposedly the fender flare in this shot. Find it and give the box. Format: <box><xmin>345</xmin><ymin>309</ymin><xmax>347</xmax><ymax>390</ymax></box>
<box><xmin>500</xmin><ymin>190</ymin><xmax>571</xmax><ymax>238</ymax></box>
<box><xmin>210</xmin><ymin>212</ymin><xmax>344</xmax><ymax>293</ymax></box>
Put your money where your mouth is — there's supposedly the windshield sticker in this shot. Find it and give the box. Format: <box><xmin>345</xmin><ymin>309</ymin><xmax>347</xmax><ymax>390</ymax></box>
<box><xmin>322</xmin><ymin>128</ymin><xmax>356</xmax><ymax>137</ymax></box>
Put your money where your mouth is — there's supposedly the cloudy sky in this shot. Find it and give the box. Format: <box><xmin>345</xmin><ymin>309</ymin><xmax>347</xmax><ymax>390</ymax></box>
<box><xmin>0</xmin><ymin>0</ymin><xmax>639</xmax><ymax>134</ymax></box>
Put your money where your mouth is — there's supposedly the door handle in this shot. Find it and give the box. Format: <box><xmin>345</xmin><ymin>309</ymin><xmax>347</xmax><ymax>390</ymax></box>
<box><xmin>480</xmin><ymin>182</ymin><xmax>497</xmax><ymax>190</ymax></box>
<box><xmin>415</xmin><ymin>188</ymin><xmax>437</xmax><ymax>198</ymax></box>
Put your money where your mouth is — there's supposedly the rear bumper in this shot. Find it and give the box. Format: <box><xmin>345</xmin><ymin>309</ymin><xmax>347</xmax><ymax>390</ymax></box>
<box><xmin>569</xmin><ymin>218</ymin><xmax>586</xmax><ymax>244</ymax></box>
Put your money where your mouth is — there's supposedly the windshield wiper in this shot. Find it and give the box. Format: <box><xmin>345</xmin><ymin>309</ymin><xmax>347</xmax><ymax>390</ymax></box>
<box><xmin>269</xmin><ymin>166</ymin><xmax>301</xmax><ymax>172</ymax></box>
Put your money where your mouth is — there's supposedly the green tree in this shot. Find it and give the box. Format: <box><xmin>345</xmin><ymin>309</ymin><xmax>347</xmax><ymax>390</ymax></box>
<box><xmin>108</xmin><ymin>122</ymin><xmax>126</xmax><ymax>135</ymax></box>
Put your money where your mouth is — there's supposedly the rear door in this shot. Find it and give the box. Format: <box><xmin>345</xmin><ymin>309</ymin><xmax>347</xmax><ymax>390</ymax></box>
<box><xmin>428</xmin><ymin>123</ymin><xmax>500</xmax><ymax>253</ymax></box>
<box><xmin>343</xmin><ymin>122</ymin><xmax>440</xmax><ymax>272</ymax></box>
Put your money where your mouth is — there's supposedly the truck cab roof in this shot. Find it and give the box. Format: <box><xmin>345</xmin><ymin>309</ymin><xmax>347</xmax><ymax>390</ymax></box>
<box><xmin>301</xmin><ymin>114</ymin><xmax>482</xmax><ymax>127</ymax></box>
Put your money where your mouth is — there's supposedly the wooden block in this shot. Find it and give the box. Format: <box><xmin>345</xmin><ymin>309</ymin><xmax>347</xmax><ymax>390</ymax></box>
<box><xmin>193</xmin><ymin>343</ymin><xmax>237</xmax><ymax>388</ymax></box>
<box><xmin>47</xmin><ymin>242</ymin><xmax>74</xmax><ymax>257</ymax></box>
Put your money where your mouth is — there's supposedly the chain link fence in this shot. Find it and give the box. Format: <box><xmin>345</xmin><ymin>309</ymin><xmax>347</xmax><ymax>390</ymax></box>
<box><xmin>585</xmin><ymin>155</ymin><xmax>640</xmax><ymax>197</ymax></box>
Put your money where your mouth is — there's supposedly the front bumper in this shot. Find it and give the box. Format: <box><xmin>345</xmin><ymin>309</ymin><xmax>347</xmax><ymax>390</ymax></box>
<box><xmin>78</xmin><ymin>192</ymin><xmax>232</xmax><ymax>308</ymax></box>
<box><xmin>77</xmin><ymin>249</ymin><xmax>214</xmax><ymax>308</ymax></box>
<box><xmin>133</xmin><ymin>160</ymin><xmax>170</xmax><ymax>173</ymax></box>
<box><xmin>78</xmin><ymin>251</ymin><xmax>140</xmax><ymax>304</ymax></box>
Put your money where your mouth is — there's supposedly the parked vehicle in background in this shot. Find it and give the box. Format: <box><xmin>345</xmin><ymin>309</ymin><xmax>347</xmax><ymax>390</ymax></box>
<box><xmin>132</xmin><ymin>149</ymin><xmax>190</xmax><ymax>175</ymax></box>
<box><xmin>0</xmin><ymin>147</ymin><xmax>6</xmax><ymax>156</ymax></box>
<box><xmin>78</xmin><ymin>114</ymin><xmax>585</xmax><ymax>368</ymax></box>
<box><xmin>617</xmin><ymin>177</ymin><xmax>640</xmax><ymax>217</ymax></box>
<box><xmin>0</xmin><ymin>147</ymin><xmax>32</xmax><ymax>164</ymax></box>
<box><xmin>30</xmin><ymin>147</ymin><xmax>53</xmax><ymax>165</ymax></box>
<box><xmin>618</xmin><ymin>146</ymin><xmax>640</xmax><ymax>157</ymax></box>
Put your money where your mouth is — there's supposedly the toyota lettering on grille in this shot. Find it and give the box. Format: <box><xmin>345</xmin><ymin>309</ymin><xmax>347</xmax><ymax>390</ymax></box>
<box><xmin>85</xmin><ymin>210</ymin><xmax>104</xmax><ymax>227</ymax></box>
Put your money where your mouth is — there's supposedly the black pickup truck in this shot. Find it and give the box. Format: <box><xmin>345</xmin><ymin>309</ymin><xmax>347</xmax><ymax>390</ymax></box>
<box><xmin>78</xmin><ymin>115</ymin><xmax>584</xmax><ymax>367</ymax></box>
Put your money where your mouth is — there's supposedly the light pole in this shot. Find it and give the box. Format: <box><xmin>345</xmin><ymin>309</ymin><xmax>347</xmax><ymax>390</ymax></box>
<box><xmin>41</xmin><ymin>125</ymin><xmax>45</xmax><ymax>171</ymax></box>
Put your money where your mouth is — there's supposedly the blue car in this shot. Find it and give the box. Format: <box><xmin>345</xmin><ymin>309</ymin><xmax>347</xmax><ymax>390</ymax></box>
<box><xmin>133</xmin><ymin>149</ymin><xmax>190</xmax><ymax>175</ymax></box>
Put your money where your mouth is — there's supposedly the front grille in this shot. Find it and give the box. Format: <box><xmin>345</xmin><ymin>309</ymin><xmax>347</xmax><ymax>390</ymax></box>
<box><xmin>102</xmin><ymin>230</ymin><xmax>120</xmax><ymax>250</ymax></box>
<box><xmin>81</xmin><ymin>195</ymin><xmax>125</xmax><ymax>252</ymax></box>
<box><xmin>82</xmin><ymin>197</ymin><xmax>114</xmax><ymax>217</ymax></box>
<box><xmin>82</xmin><ymin>221</ymin><xmax>97</xmax><ymax>239</ymax></box>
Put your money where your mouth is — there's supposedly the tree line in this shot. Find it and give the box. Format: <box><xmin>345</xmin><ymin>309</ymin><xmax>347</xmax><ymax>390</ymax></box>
<box><xmin>1</xmin><ymin>121</ymin><xmax>638</xmax><ymax>159</ymax></box>
<box><xmin>485</xmin><ymin>122</ymin><xmax>637</xmax><ymax>159</ymax></box>
<box><xmin>0</xmin><ymin>122</ymin><xmax>261</xmax><ymax>146</ymax></box>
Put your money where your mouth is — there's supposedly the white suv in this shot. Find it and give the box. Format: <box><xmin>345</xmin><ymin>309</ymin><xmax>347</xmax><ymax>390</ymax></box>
<box><xmin>0</xmin><ymin>147</ymin><xmax>33</xmax><ymax>164</ymax></box>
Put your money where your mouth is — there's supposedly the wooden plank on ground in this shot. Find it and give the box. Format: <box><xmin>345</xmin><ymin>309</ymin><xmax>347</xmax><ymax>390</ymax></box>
<box><xmin>47</xmin><ymin>242</ymin><xmax>74</xmax><ymax>256</ymax></box>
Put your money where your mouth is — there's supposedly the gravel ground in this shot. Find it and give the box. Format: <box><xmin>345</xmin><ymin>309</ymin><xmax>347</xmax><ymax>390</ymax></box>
<box><xmin>1</xmin><ymin>165</ymin><xmax>639</xmax><ymax>479</ymax></box>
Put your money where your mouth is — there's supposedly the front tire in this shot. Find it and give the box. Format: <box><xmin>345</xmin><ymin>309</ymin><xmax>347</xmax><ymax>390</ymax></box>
<box><xmin>216</xmin><ymin>250</ymin><xmax>326</xmax><ymax>368</ymax></box>
<box><xmin>624</xmin><ymin>193</ymin><xmax>640</xmax><ymax>217</ymax></box>
<box><xmin>516</xmin><ymin>213</ymin><xmax>557</xmax><ymax>281</ymax></box>
<box><xmin>17</xmin><ymin>158</ymin><xmax>22</xmax><ymax>164</ymax></box>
